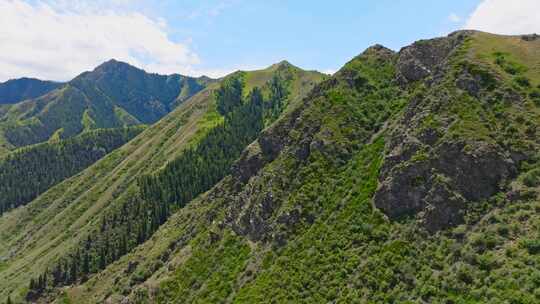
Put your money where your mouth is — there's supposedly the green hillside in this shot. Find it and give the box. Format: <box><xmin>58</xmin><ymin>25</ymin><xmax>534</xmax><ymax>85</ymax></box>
<box><xmin>0</xmin><ymin>62</ymin><xmax>325</xmax><ymax>302</ymax></box>
<box><xmin>41</xmin><ymin>31</ymin><xmax>540</xmax><ymax>303</ymax></box>
<box><xmin>0</xmin><ymin>78</ymin><xmax>62</xmax><ymax>105</ymax></box>
<box><xmin>0</xmin><ymin>126</ymin><xmax>144</xmax><ymax>215</ymax></box>
<box><xmin>0</xmin><ymin>60</ymin><xmax>212</xmax><ymax>155</ymax></box>
<box><xmin>0</xmin><ymin>30</ymin><xmax>539</xmax><ymax>303</ymax></box>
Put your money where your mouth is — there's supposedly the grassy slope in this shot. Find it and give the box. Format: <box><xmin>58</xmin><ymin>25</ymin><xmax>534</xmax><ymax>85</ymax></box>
<box><xmin>471</xmin><ymin>32</ymin><xmax>540</xmax><ymax>86</ymax></box>
<box><xmin>59</xmin><ymin>45</ymin><xmax>402</xmax><ymax>303</ymax></box>
<box><xmin>0</xmin><ymin>64</ymin><xmax>325</xmax><ymax>301</ymax></box>
<box><xmin>0</xmin><ymin>63</ymin><xmax>212</xmax><ymax>157</ymax></box>
<box><xmin>62</xmin><ymin>32</ymin><xmax>540</xmax><ymax>303</ymax></box>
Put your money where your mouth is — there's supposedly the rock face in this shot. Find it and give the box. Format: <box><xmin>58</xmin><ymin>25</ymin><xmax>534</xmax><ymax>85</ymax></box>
<box><xmin>396</xmin><ymin>31</ymin><xmax>470</xmax><ymax>85</ymax></box>
<box><xmin>232</xmin><ymin>142</ymin><xmax>265</xmax><ymax>184</ymax></box>
<box><xmin>227</xmin><ymin>97</ymin><xmax>319</xmax><ymax>242</ymax></box>
<box><xmin>374</xmin><ymin>141</ymin><xmax>517</xmax><ymax>231</ymax></box>
<box><xmin>374</xmin><ymin>31</ymin><xmax>521</xmax><ymax>232</ymax></box>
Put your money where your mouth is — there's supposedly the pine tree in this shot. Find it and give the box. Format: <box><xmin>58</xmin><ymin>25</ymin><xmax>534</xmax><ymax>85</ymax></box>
<box><xmin>32</xmin><ymin>77</ymin><xmax>292</xmax><ymax>292</ymax></box>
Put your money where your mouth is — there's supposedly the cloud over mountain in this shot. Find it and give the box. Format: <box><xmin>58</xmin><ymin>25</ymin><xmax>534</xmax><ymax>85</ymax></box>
<box><xmin>465</xmin><ymin>0</ymin><xmax>540</xmax><ymax>35</ymax></box>
<box><xmin>0</xmin><ymin>0</ymin><xmax>200</xmax><ymax>81</ymax></box>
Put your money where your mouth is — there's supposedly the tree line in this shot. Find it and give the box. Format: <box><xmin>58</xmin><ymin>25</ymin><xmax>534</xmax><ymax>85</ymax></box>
<box><xmin>26</xmin><ymin>74</ymin><xmax>291</xmax><ymax>300</ymax></box>
<box><xmin>0</xmin><ymin>126</ymin><xmax>143</xmax><ymax>215</ymax></box>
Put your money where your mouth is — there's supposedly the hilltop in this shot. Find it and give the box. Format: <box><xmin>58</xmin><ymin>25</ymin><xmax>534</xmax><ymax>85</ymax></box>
<box><xmin>0</xmin><ymin>30</ymin><xmax>539</xmax><ymax>303</ymax></box>
<box><xmin>0</xmin><ymin>78</ymin><xmax>62</xmax><ymax>105</ymax></box>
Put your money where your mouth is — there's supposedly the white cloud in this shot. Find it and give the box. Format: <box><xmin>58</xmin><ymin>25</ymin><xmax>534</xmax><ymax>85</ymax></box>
<box><xmin>465</xmin><ymin>0</ymin><xmax>540</xmax><ymax>35</ymax></box>
<box><xmin>448</xmin><ymin>13</ymin><xmax>461</xmax><ymax>23</ymax></box>
<box><xmin>322</xmin><ymin>69</ymin><xmax>336</xmax><ymax>75</ymax></box>
<box><xmin>0</xmin><ymin>0</ymin><xmax>201</xmax><ymax>81</ymax></box>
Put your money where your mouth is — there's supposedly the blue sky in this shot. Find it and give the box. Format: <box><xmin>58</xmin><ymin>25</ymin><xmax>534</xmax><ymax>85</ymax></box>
<box><xmin>157</xmin><ymin>0</ymin><xmax>480</xmax><ymax>74</ymax></box>
<box><xmin>1</xmin><ymin>0</ymin><xmax>539</xmax><ymax>81</ymax></box>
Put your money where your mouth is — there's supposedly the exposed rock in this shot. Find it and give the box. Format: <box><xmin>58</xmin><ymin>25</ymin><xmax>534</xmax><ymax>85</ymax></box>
<box><xmin>434</xmin><ymin>142</ymin><xmax>516</xmax><ymax>201</ymax></box>
<box><xmin>396</xmin><ymin>32</ymin><xmax>470</xmax><ymax>85</ymax></box>
<box><xmin>418</xmin><ymin>127</ymin><xmax>441</xmax><ymax>146</ymax></box>
<box><xmin>229</xmin><ymin>184</ymin><xmax>279</xmax><ymax>242</ymax></box>
<box><xmin>375</xmin><ymin>161</ymin><xmax>433</xmax><ymax>219</ymax></box>
<box><xmin>232</xmin><ymin>142</ymin><xmax>265</xmax><ymax>184</ymax></box>
<box><xmin>258</xmin><ymin>105</ymin><xmax>303</xmax><ymax>161</ymax></box>
<box><xmin>362</xmin><ymin>44</ymin><xmax>396</xmax><ymax>60</ymax></box>
<box><xmin>422</xmin><ymin>180</ymin><xmax>466</xmax><ymax>231</ymax></box>
<box><xmin>120</xmin><ymin>297</ymin><xmax>131</xmax><ymax>304</ymax></box>
<box><xmin>380</xmin><ymin>133</ymin><xmax>422</xmax><ymax>177</ymax></box>
<box><xmin>277</xmin><ymin>209</ymin><xmax>301</xmax><ymax>226</ymax></box>
<box><xmin>456</xmin><ymin>72</ymin><xmax>482</xmax><ymax>97</ymax></box>
<box><xmin>375</xmin><ymin>140</ymin><xmax>517</xmax><ymax>232</ymax></box>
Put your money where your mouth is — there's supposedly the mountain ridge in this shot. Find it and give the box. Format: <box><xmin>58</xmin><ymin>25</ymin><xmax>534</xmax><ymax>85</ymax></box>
<box><xmin>0</xmin><ymin>59</ymin><xmax>214</xmax><ymax>155</ymax></box>
<box><xmin>58</xmin><ymin>30</ymin><xmax>540</xmax><ymax>303</ymax></box>
<box><xmin>0</xmin><ymin>31</ymin><xmax>539</xmax><ymax>303</ymax></box>
<box><xmin>0</xmin><ymin>77</ymin><xmax>62</xmax><ymax>105</ymax></box>
<box><xmin>0</xmin><ymin>61</ymin><xmax>326</xmax><ymax>302</ymax></box>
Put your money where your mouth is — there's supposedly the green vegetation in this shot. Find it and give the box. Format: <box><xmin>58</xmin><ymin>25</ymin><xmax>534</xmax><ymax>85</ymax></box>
<box><xmin>0</xmin><ymin>126</ymin><xmax>143</xmax><ymax>215</ymax></box>
<box><xmin>24</xmin><ymin>72</ymin><xmax>291</xmax><ymax>299</ymax></box>
<box><xmin>0</xmin><ymin>60</ymin><xmax>211</xmax><ymax>155</ymax></box>
<box><xmin>234</xmin><ymin>138</ymin><xmax>386</xmax><ymax>303</ymax></box>
<box><xmin>0</xmin><ymin>63</ymin><xmax>324</xmax><ymax>303</ymax></box>
<box><xmin>59</xmin><ymin>42</ymin><xmax>406</xmax><ymax>304</ymax></box>
<box><xmin>157</xmin><ymin>232</ymin><xmax>251</xmax><ymax>303</ymax></box>
<box><xmin>0</xmin><ymin>77</ymin><xmax>62</xmax><ymax>105</ymax></box>
<box><xmin>2</xmin><ymin>32</ymin><xmax>539</xmax><ymax>304</ymax></box>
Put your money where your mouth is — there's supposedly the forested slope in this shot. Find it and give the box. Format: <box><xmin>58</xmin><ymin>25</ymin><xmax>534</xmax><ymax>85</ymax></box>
<box><xmin>53</xmin><ymin>31</ymin><xmax>540</xmax><ymax>304</ymax></box>
<box><xmin>0</xmin><ymin>78</ymin><xmax>62</xmax><ymax>105</ymax></box>
<box><xmin>0</xmin><ymin>62</ymin><xmax>325</xmax><ymax>302</ymax></box>
<box><xmin>0</xmin><ymin>126</ymin><xmax>144</xmax><ymax>215</ymax></box>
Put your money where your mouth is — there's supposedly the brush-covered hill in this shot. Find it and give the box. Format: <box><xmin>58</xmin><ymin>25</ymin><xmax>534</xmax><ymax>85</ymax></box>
<box><xmin>0</xmin><ymin>60</ymin><xmax>212</xmax><ymax>156</ymax></box>
<box><xmin>0</xmin><ymin>78</ymin><xmax>62</xmax><ymax>105</ymax></box>
<box><xmin>38</xmin><ymin>30</ymin><xmax>540</xmax><ymax>304</ymax></box>
<box><xmin>0</xmin><ymin>62</ymin><xmax>326</xmax><ymax>303</ymax></box>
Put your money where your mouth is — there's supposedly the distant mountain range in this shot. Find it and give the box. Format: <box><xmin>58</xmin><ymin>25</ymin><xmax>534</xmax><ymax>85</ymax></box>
<box><xmin>0</xmin><ymin>78</ymin><xmax>62</xmax><ymax>104</ymax></box>
<box><xmin>0</xmin><ymin>31</ymin><xmax>539</xmax><ymax>304</ymax></box>
<box><xmin>0</xmin><ymin>59</ymin><xmax>213</xmax><ymax>155</ymax></box>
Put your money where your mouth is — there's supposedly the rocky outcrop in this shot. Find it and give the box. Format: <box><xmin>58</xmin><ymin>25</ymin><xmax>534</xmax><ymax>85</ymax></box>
<box><xmin>375</xmin><ymin>140</ymin><xmax>517</xmax><ymax>231</ymax></box>
<box><xmin>232</xmin><ymin>142</ymin><xmax>265</xmax><ymax>184</ymax></box>
<box><xmin>374</xmin><ymin>31</ymin><xmax>523</xmax><ymax>231</ymax></box>
<box><xmin>396</xmin><ymin>31</ymin><xmax>471</xmax><ymax>85</ymax></box>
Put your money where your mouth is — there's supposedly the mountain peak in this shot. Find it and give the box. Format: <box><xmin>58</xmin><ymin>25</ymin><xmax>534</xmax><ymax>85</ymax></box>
<box><xmin>94</xmin><ymin>59</ymin><xmax>141</xmax><ymax>73</ymax></box>
<box><xmin>266</xmin><ymin>60</ymin><xmax>299</xmax><ymax>72</ymax></box>
<box><xmin>0</xmin><ymin>77</ymin><xmax>63</xmax><ymax>104</ymax></box>
<box><xmin>276</xmin><ymin>60</ymin><xmax>292</xmax><ymax>67</ymax></box>
<box><xmin>362</xmin><ymin>44</ymin><xmax>395</xmax><ymax>57</ymax></box>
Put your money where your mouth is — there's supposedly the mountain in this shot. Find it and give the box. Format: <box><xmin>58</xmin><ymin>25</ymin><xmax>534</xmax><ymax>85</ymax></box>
<box><xmin>50</xmin><ymin>30</ymin><xmax>539</xmax><ymax>303</ymax></box>
<box><xmin>0</xmin><ymin>126</ymin><xmax>144</xmax><ymax>215</ymax></box>
<box><xmin>0</xmin><ymin>60</ymin><xmax>213</xmax><ymax>156</ymax></box>
<box><xmin>0</xmin><ymin>78</ymin><xmax>62</xmax><ymax>105</ymax></box>
<box><xmin>0</xmin><ymin>61</ymin><xmax>326</xmax><ymax>302</ymax></box>
<box><xmin>0</xmin><ymin>30</ymin><xmax>539</xmax><ymax>303</ymax></box>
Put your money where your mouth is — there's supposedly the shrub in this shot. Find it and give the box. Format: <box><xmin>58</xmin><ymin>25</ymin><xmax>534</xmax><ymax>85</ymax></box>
<box><xmin>514</xmin><ymin>76</ymin><xmax>531</xmax><ymax>88</ymax></box>
<box><xmin>523</xmin><ymin>168</ymin><xmax>540</xmax><ymax>187</ymax></box>
<box><xmin>521</xmin><ymin>239</ymin><xmax>540</xmax><ymax>254</ymax></box>
<box><xmin>529</xmin><ymin>90</ymin><xmax>540</xmax><ymax>105</ymax></box>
